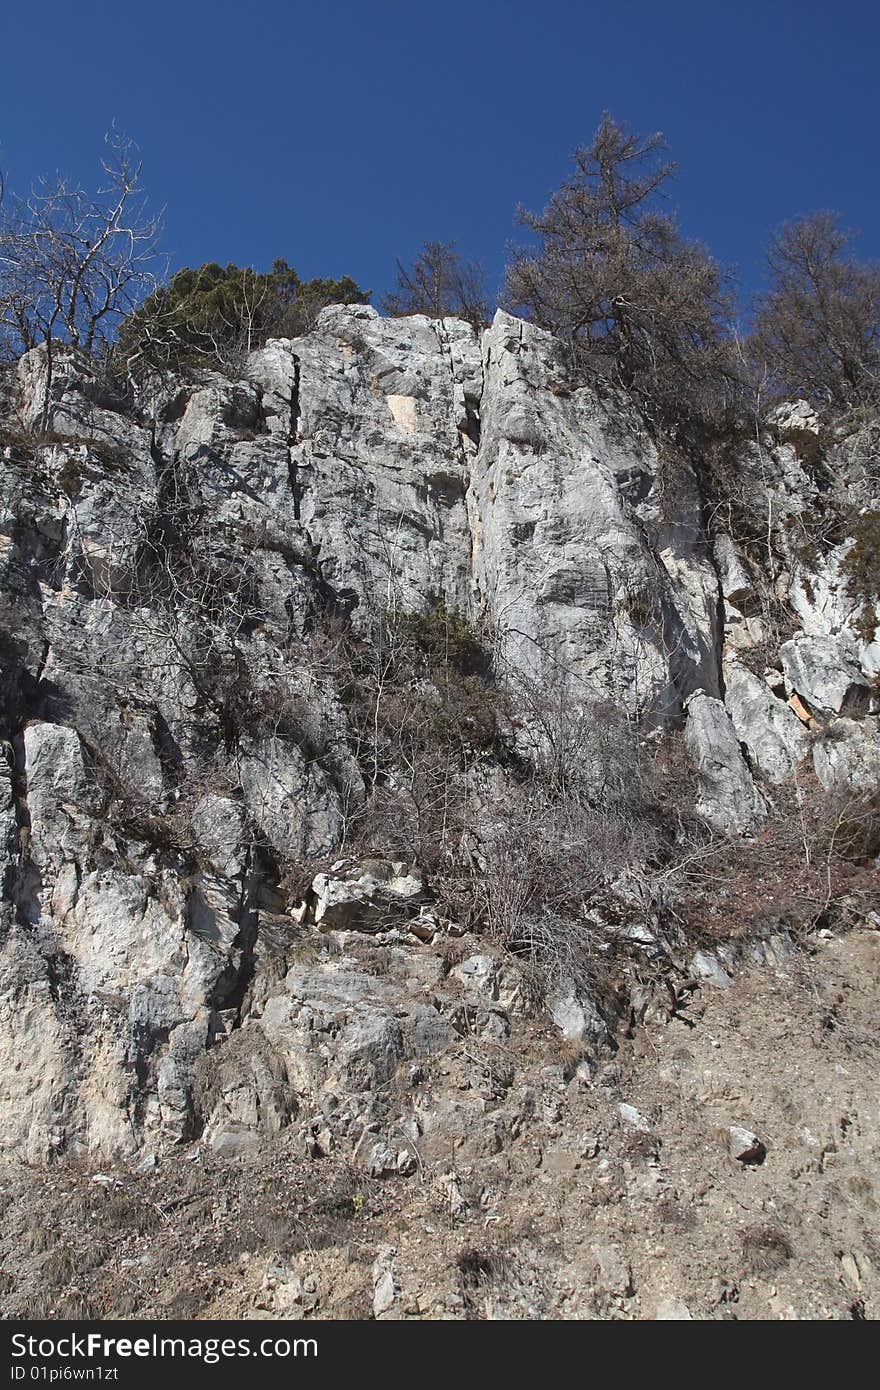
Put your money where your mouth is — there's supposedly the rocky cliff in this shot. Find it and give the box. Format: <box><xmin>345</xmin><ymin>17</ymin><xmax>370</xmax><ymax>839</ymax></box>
<box><xmin>0</xmin><ymin>303</ymin><xmax>877</xmax><ymax>1185</ymax></box>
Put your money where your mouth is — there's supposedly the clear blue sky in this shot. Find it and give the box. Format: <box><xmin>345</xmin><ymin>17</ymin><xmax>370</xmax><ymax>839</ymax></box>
<box><xmin>2</xmin><ymin>0</ymin><xmax>878</xmax><ymax>319</ymax></box>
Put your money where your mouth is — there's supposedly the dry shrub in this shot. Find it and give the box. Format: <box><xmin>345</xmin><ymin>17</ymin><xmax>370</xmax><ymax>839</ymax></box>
<box><xmin>41</xmin><ymin>1245</ymin><xmax>78</xmax><ymax>1291</ymax></box>
<box><xmin>741</xmin><ymin>1223</ymin><xmax>793</xmax><ymax>1274</ymax></box>
<box><xmin>457</xmin><ymin>1246</ymin><xmax>508</xmax><ymax>1288</ymax></box>
<box><xmin>670</xmin><ymin>781</ymin><xmax>879</xmax><ymax>943</ymax></box>
<box><xmin>94</xmin><ymin>1188</ymin><xmax>161</xmax><ymax>1236</ymax></box>
<box><xmin>313</xmin><ymin>604</ymin><xmax>505</xmax><ymax>868</ymax></box>
<box><xmin>161</xmin><ymin>1288</ymin><xmax>206</xmax><ymax>1319</ymax></box>
<box><xmin>223</xmin><ymin>1167</ymin><xmax>368</xmax><ymax>1261</ymax></box>
<box><xmin>470</xmin><ymin>680</ymin><xmax>683</xmax><ymax>1001</ymax></box>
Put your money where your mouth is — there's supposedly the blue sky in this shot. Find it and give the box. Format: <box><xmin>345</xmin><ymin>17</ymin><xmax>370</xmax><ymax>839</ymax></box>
<box><xmin>2</xmin><ymin>0</ymin><xmax>878</xmax><ymax>320</ymax></box>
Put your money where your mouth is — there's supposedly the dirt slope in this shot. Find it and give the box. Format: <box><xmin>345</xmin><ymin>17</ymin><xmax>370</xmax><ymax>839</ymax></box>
<box><xmin>1</xmin><ymin>927</ymin><xmax>878</xmax><ymax>1321</ymax></box>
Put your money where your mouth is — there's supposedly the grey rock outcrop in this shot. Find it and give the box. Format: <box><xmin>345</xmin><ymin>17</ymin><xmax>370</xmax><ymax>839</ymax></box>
<box><xmin>780</xmin><ymin>635</ymin><xmax>873</xmax><ymax>718</ymax></box>
<box><xmin>248</xmin><ymin>306</ymin><xmax>481</xmax><ymax>622</ymax></box>
<box><xmin>768</xmin><ymin>399</ymin><xmax>821</xmax><ymax>457</ymax></box>
<box><xmin>723</xmin><ymin>657</ymin><xmax>810</xmax><ymax>784</ymax></box>
<box><xmin>812</xmin><ymin>717</ymin><xmax>880</xmax><ymax>794</ymax></box>
<box><xmin>685</xmin><ymin>692</ymin><xmax>766</xmax><ymax>834</ymax></box>
<box><xmin>469</xmin><ymin>313</ymin><xmax>719</xmax><ymax>719</ymax></box>
<box><xmin>1</xmin><ymin>314</ymin><xmax>877</xmax><ymax>1166</ymax></box>
<box><xmin>310</xmin><ymin>860</ymin><xmax>425</xmax><ymax>932</ymax></box>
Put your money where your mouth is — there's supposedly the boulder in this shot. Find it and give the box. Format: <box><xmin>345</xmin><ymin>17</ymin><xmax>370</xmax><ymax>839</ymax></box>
<box><xmin>724</xmin><ymin>657</ymin><xmax>810</xmax><ymax>784</ymax></box>
<box><xmin>728</xmin><ymin>1125</ymin><xmax>766</xmax><ymax>1164</ymax></box>
<box><xmin>684</xmin><ymin>692</ymin><xmax>765</xmax><ymax>833</ymax></box>
<box><xmin>372</xmin><ymin>1247</ymin><xmax>398</xmax><ymax>1317</ymax></box>
<box><xmin>654</xmin><ymin>1298</ymin><xmax>694</xmax><ymax>1320</ymax></box>
<box><xmin>311</xmin><ymin>861</ymin><xmax>425</xmax><ymax>932</ymax></box>
<box><xmin>548</xmin><ymin>988</ymin><xmax>607</xmax><ymax>1048</ymax></box>
<box><xmin>691</xmin><ymin>951</ymin><xmax>733</xmax><ymax>989</ymax></box>
<box><xmin>780</xmin><ymin>635</ymin><xmax>873</xmax><ymax>717</ymax></box>
<box><xmin>591</xmin><ymin>1243</ymin><xmax>634</xmax><ymax>1298</ymax></box>
<box><xmin>714</xmin><ymin>534</ymin><xmax>754</xmax><ymax>608</ymax></box>
<box><xmin>768</xmin><ymin>399</ymin><xmax>821</xmax><ymax>458</ymax></box>
<box><xmin>257</xmin><ymin>959</ymin><xmax>455</xmax><ymax>1107</ymax></box>
<box><xmin>812</xmin><ymin>717</ymin><xmax>880</xmax><ymax>793</ymax></box>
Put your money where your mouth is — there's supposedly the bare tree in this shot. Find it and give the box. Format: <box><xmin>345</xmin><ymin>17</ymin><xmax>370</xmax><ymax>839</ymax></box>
<box><xmin>504</xmin><ymin>113</ymin><xmax>735</xmax><ymax>426</ymax></box>
<box><xmin>381</xmin><ymin>240</ymin><xmax>490</xmax><ymax>328</ymax></box>
<box><xmin>750</xmin><ymin>211</ymin><xmax>880</xmax><ymax>411</ymax></box>
<box><xmin>0</xmin><ymin>129</ymin><xmax>163</xmax><ymax>422</ymax></box>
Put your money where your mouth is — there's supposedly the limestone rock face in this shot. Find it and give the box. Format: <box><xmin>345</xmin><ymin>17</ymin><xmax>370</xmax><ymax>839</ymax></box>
<box><xmin>469</xmin><ymin>313</ymin><xmax>719</xmax><ymax>718</ymax></box>
<box><xmin>247</xmin><ymin>305</ymin><xmax>481</xmax><ymax>622</ymax></box>
<box><xmin>1</xmin><ymin>317</ymin><xmax>877</xmax><ymax>1164</ymax></box>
